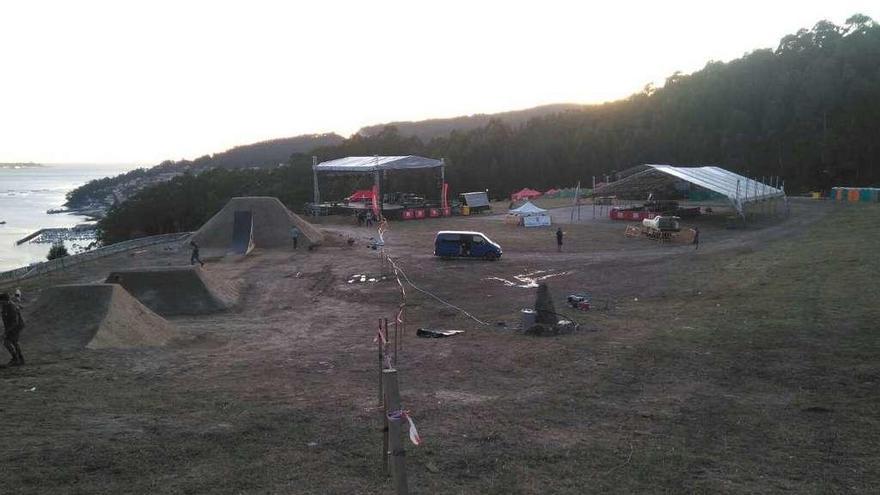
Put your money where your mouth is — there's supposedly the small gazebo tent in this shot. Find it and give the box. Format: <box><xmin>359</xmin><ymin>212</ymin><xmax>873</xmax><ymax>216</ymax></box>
<box><xmin>507</xmin><ymin>201</ymin><xmax>551</xmax><ymax>227</ymax></box>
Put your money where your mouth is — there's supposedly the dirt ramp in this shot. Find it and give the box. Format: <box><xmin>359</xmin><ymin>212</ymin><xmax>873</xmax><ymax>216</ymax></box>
<box><xmin>105</xmin><ymin>266</ymin><xmax>239</xmax><ymax>316</ymax></box>
<box><xmin>190</xmin><ymin>196</ymin><xmax>323</xmax><ymax>252</ymax></box>
<box><xmin>22</xmin><ymin>284</ymin><xmax>176</xmax><ymax>351</ymax></box>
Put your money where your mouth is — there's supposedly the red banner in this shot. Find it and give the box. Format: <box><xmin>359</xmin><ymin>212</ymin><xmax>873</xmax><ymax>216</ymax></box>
<box><xmin>442</xmin><ymin>182</ymin><xmax>449</xmax><ymax>209</ymax></box>
<box><xmin>371</xmin><ymin>185</ymin><xmax>380</xmax><ymax>218</ymax></box>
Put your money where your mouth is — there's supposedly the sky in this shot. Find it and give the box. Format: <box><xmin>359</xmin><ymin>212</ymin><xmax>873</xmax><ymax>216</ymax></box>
<box><xmin>1</xmin><ymin>0</ymin><xmax>876</xmax><ymax>165</ymax></box>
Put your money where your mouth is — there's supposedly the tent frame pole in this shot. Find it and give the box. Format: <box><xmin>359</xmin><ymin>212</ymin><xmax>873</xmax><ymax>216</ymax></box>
<box><xmin>312</xmin><ymin>155</ymin><xmax>320</xmax><ymax>208</ymax></box>
<box><xmin>440</xmin><ymin>160</ymin><xmax>445</xmax><ymax>205</ymax></box>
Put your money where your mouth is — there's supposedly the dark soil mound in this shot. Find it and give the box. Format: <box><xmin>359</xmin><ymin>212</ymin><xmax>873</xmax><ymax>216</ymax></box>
<box><xmin>190</xmin><ymin>196</ymin><xmax>324</xmax><ymax>252</ymax></box>
<box><xmin>105</xmin><ymin>266</ymin><xmax>239</xmax><ymax>316</ymax></box>
<box><xmin>21</xmin><ymin>284</ymin><xmax>176</xmax><ymax>351</ymax></box>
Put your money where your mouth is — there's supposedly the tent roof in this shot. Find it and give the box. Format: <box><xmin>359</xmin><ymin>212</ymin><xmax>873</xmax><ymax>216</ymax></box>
<box><xmin>314</xmin><ymin>155</ymin><xmax>443</xmax><ymax>173</ymax></box>
<box><xmin>513</xmin><ymin>187</ymin><xmax>542</xmax><ymax>195</ymax></box>
<box><xmin>593</xmin><ymin>164</ymin><xmax>784</xmax><ymax>211</ymax></box>
<box><xmin>346</xmin><ymin>189</ymin><xmax>373</xmax><ymax>201</ymax></box>
<box><xmin>509</xmin><ymin>201</ymin><xmax>548</xmax><ymax>215</ymax></box>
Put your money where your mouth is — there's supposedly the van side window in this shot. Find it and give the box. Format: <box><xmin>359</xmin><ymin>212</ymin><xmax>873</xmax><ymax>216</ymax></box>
<box><xmin>438</xmin><ymin>234</ymin><xmax>460</xmax><ymax>242</ymax></box>
<box><xmin>472</xmin><ymin>235</ymin><xmax>485</xmax><ymax>244</ymax></box>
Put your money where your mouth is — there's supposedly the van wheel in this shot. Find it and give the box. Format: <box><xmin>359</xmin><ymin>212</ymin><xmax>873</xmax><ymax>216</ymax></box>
<box><xmin>484</xmin><ymin>253</ymin><xmax>498</xmax><ymax>261</ymax></box>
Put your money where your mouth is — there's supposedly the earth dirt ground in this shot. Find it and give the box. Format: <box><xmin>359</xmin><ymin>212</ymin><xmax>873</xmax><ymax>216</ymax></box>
<box><xmin>1</xmin><ymin>199</ymin><xmax>878</xmax><ymax>494</ymax></box>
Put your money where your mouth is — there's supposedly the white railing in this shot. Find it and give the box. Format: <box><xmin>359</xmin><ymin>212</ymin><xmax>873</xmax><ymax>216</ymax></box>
<box><xmin>0</xmin><ymin>232</ymin><xmax>192</xmax><ymax>284</ymax></box>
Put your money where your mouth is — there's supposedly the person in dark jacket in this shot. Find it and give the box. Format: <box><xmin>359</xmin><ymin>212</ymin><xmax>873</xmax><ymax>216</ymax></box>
<box><xmin>1</xmin><ymin>293</ymin><xmax>25</xmax><ymax>366</ymax></box>
<box><xmin>190</xmin><ymin>241</ymin><xmax>205</xmax><ymax>266</ymax></box>
<box><xmin>693</xmin><ymin>227</ymin><xmax>700</xmax><ymax>250</ymax></box>
<box><xmin>290</xmin><ymin>226</ymin><xmax>301</xmax><ymax>250</ymax></box>
<box><xmin>556</xmin><ymin>228</ymin><xmax>564</xmax><ymax>252</ymax></box>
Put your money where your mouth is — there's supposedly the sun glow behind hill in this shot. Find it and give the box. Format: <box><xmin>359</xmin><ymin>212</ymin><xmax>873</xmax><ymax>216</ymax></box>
<box><xmin>0</xmin><ymin>0</ymin><xmax>876</xmax><ymax>164</ymax></box>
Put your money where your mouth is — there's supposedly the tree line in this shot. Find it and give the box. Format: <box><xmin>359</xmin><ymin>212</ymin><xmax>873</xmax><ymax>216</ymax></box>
<box><xmin>97</xmin><ymin>15</ymin><xmax>879</xmax><ymax>244</ymax></box>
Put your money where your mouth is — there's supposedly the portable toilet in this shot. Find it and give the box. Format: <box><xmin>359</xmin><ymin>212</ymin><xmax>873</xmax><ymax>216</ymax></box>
<box><xmin>848</xmin><ymin>188</ymin><xmax>860</xmax><ymax>202</ymax></box>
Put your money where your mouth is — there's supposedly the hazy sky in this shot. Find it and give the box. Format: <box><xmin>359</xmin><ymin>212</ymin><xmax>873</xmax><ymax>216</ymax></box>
<box><xmin>1</xmin><ymin>0</ymin><xmax>876</xmax><ymax>164</ymax></box>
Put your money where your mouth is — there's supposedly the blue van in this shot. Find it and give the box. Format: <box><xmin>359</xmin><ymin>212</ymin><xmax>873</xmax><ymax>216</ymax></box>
<box><xmin>434</xmin><ymin>231</ymin><xmax>502</xmax><ymax>260</ymax></box>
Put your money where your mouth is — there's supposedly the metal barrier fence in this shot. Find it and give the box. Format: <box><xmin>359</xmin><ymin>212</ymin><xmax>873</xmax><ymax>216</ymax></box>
<box><xmin>0</xmin><ymin>232</ymin><xmax>192</xmax><ymax>284</ymax></box>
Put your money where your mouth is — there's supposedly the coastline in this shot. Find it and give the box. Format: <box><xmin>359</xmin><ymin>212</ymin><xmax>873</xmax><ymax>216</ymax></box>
<box><xmin>0</xmin><ymin>164</ymin><xmax>133</xmax><ymax>272</ymax></box>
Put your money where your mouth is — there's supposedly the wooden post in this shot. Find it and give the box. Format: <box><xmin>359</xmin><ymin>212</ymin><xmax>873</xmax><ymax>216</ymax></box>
<box><xmin>379</xmin><ymin>318</ymin><xmax>389</xmax><ymax>475</ymax></box>
<box><xmin>393</xmin><ymin>317</ymin><xmax>399</xmax><ymax>366</ymax></box>
<box><xmin>378</xmin><ymin>318</ymin><xmax>384</xmax><ymax>405</ymax></box>
<box><xmin>400</xmin><ymin>308</ymin><xmax>404</xmax><ymax>353</ymax></box>
<box><xmin>383</xmin><ymin>369</ymin><xmax>409</xmax><ymax>495</ymax></box>
<box><xmin>382</xmin><ymin>392</ymin><xmax>389</xmax><ymax>476</ymax></box>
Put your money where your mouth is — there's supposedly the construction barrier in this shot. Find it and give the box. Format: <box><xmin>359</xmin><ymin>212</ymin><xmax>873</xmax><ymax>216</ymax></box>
<box><xmin>610</xmin><ymin>208</ymin><xmax>659</xmax><ymax>221</ymax></box>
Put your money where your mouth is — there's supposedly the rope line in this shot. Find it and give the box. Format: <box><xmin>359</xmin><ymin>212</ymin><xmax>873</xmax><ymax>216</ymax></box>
<box><xmin>386</xmin><ymin>255</ymin><xmax>491</xmax><ymax>326</ymax></box>
<box><xmin>374</xmin><ymin>217</ymin><xmax>490</xmax><ymax>326</ymax></box>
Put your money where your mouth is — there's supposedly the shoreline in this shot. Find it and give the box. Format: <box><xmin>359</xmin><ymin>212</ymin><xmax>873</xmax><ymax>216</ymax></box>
<box><xmin>0</xmin><ymin>165</ymin><xmax>130</xmax><ymax>272</ymax></box>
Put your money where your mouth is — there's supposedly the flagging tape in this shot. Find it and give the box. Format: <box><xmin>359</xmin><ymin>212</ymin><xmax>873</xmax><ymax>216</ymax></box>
<box><xmin>387</xmin><ymin>409</ymin><xmax>423</xmax><ymax>446</ymax></box>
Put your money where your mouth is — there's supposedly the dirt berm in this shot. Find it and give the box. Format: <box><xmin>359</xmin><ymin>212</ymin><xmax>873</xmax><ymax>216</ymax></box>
<box><xmin>190</xmin><ymin>196</ymin><xmax>324</xmax><ymax>250</ymax></box>
<box><xmin>105</xmin><ymin>266</ymin><xmax>239</xmax><ymax>316</ymax></box>
<box><xmin>21</xmin><ymin>284</ymin><xmax>176</xmax><ymax>351</ymax></box>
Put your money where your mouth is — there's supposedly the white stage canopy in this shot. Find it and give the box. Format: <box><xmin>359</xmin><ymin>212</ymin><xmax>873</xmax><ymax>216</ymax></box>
<box><xmin>311</xmin><ymin>155</ymin><xmax>445</xmax><ymax>209</ymax></box>
<box><xmin>314</xmin><ymin>155</ymin><xmax>443</xmax><ymax>172</ymax></box>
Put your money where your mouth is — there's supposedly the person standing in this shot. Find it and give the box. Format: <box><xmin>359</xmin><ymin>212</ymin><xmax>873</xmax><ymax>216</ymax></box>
<box><xmin>1</xmin><ymin>292</ymin><xmax>25</xmax><ymax>367</ymax></box>
<box><xmin>290</xmin><ymin>226</ymin><xmax>301</xmax><ymax>250</ymax></box>
<box><xmin>692</xmin><ymin>227</ymin><xmax>700</xmax><ymax>250</ymax></box>
<box><xmin>190</xmin><ymin>241</ymin><xmax>205</xmax><ymax>266</ymax></box>
<box><xmin>556</xmin><ymin>227</ymin><xmax>564</xmax><ymax>252</ymax></box>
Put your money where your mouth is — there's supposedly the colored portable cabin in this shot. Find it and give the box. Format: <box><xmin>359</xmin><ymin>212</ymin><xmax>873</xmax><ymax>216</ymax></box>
<box><xmin>830</xmin><ymin>187</ymin><xmax>880</xmax><ymax>202</ymax></box>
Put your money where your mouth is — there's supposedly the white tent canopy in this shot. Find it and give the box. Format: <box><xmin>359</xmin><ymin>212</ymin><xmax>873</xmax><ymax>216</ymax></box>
<box><xmin>314</xmin><ymin>155</ymin><xmax>443</xmax><ymax>172</ymax></box>
<box><xmin>311</xmin><ymin>155</ymin><xmax>445</xmax><ymax>209</ymax></box>
<box><xmin>592</xmin><ymin>164</ymin><xmax>785</xmax><ymax>216</ymax></box>
<box><xmin>508</xmin><ymin>201</ymin><xmax>548</xmax><ymax>216</ymax></box>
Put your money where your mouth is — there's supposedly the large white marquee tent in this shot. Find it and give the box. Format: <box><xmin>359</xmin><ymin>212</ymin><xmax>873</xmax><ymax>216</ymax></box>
<box><xmin>592</xmin><ymin>164</ymin><xmax>786</xmax><ymax>217</ymax></box>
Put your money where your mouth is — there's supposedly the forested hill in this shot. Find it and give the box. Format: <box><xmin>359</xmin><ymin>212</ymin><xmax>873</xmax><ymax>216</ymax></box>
<box><xmin>356</xmin><ymin>104</ymin><xmax>583</xmax><ymax>141</ymax></box>
<box><xmin>160</xmin><ymin>133</ymin><xmax>345</xmax><ymax>172</ymax></box>
<box><xmin>313</xmin><ymin>15</ymin><xmax>880</xmax><ymax>195</ymax></box>
<box><xmin>98</xmin><ymin>15</ymin><xmax>880</xmax><ymax>244</ymax></box>
<box><xmin>66</xmin><ymin>133</ymin><xmax>343</xmax><ymax>208</ymax></box>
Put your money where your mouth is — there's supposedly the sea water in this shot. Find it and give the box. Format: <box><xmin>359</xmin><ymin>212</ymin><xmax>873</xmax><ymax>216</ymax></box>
<box><xmin>0</xmin><ymin>164</ymin><xmax>136</xmax><ymax>272</ymax></box>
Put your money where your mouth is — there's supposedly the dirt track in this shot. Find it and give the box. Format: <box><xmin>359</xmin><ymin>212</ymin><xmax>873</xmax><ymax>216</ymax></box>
<box><xmin>3</xmin><ymin>200</ymin><xmax>862</xmax><ymax>494</ymax></box>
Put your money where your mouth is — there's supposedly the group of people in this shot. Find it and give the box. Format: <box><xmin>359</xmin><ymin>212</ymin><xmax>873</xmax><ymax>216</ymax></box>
<box><xmin>356</xmin><ymin>210</ymin><xmax>375</xmax><ymax>227</ymax></box>
<box><xmin>1</xmin><ymin>289</ymin><xmax>25</xmax><ymax>367</ymax></box>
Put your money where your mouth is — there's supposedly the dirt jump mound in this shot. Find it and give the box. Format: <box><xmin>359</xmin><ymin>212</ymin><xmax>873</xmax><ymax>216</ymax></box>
<box><xmin>22</xmin><ymin>284</ymin><xmax>176</xmax><ymax>351</ymax></box>
<box><xmin>105</xmin><ymin>266</ymin><xmax>239</xmax><ymax>316</ymax></box>
<box><xmin>190</xmin><ymin>196</ymin><xmax>323</xmax><ymax>254</ymax></box>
